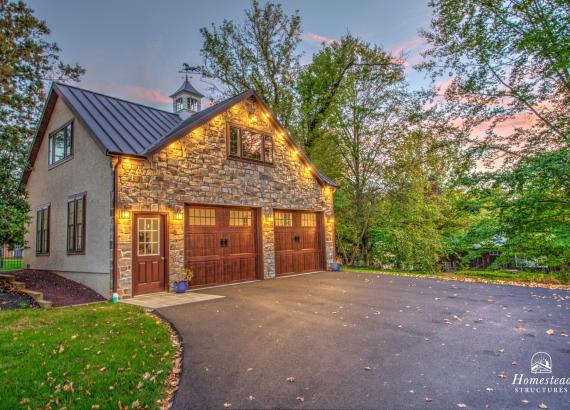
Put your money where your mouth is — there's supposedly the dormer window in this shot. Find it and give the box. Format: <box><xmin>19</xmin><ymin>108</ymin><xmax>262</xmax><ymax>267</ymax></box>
<box><xmin>48</xmin><ymin>121</ymin><xmax>73</xmax><ymax>166</ymax></box>
<box><xmin>228</xmin><ymin>125</ymin><xmax>273</xmax><ymax>164</ymax></box>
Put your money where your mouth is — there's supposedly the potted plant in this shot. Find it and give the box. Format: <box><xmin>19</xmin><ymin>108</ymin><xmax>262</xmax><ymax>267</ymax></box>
<box><xmin>330</xmin><ymin>258</ymin><xmax>342</xmax><ymax>272</ymax></box>
<box><xmin>173</xmin><ymin>268</ymin><xmax>193</xmax><ymax>293</ymax></box>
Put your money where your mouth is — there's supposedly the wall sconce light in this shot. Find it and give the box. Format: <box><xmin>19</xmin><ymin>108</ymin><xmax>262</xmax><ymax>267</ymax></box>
<box><xmin>326</xmin><ymin>212</ymin><xmax>334</xmax><ymax>224</ymax></box>
<box><xmin>174</xmin><ymin>211</ymin><xmax>184</xmax><ymax>221</ymax></box>
<box><xmin>119</xmin><ymin>210</ymin><xmax>130</xmax><ymax>219</ymax></box>
<box><xmin>263</xmin><ymin>208</ymin><xmax>274</xmax><ymax>223</ymax></box>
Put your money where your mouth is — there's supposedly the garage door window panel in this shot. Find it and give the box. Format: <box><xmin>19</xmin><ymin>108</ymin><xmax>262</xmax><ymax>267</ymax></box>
<box><xmin>188</xmin><ymin>208</ymin><xmax>216</xmax><ymax>226</ymax></box>
<box><xmin>229</xmin><ymin>210</ymin><xmax>251</xmax><ymax>227</ymax></box>
<box><xmin>275</xmin><ymin>212</ymin><xmax>293</xmax><ymax>227</ymax></box>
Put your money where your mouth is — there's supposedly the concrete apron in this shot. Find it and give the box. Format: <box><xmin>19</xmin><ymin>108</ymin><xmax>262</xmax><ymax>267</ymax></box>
<box><xmin>121</xmin><ymin>291</ymin><xmax>224</xmax><ymax>309</ymax></box>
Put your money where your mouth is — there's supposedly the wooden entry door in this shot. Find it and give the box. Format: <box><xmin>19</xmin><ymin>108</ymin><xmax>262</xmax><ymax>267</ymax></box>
<box><xmin>275</xmin><ymin>210</ymin><xmax>323</xmax><ymax>276</ymax></box>
<box><xmin>133</xmin><ymin>214</ymin><xmax>167</xmax><ymax>295</ymax></box>
<box><xmin>185</xmin><ymin>205</ymin><xmax>258</xmax><ymax>287</ymax></box>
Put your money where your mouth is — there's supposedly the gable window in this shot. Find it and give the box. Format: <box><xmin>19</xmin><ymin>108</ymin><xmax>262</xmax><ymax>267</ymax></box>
<box><xmin>36</xmin><ymin>204</ymin><xmax>50</xmax><ymax>255</ymax></box>
<box><xmin>48</xmin><ymin>121</ymin><xmax>73</xmax><ymax>166</ymax></box>
<box><xmin>228</xmin><ymin>125</ymin><xmax>273</xmax><ymax>164</ymax></box>
<box><xmin>67</xmin><ymin>193</ymin><xmax>86</xmax><ymax>254</ymax></box>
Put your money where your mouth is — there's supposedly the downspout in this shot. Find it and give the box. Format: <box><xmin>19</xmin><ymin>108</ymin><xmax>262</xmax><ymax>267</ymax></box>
<box><xmin>112</xmin><ymin>157</ymin><xmax>123</xmax><ymax>295</ymax></box>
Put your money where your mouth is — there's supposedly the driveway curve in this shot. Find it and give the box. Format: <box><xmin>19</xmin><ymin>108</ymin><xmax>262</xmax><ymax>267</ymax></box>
<box><xmin>158</xmin><ymin>271</ymin><xmax>570</xmax><ymax>409</ymax></box>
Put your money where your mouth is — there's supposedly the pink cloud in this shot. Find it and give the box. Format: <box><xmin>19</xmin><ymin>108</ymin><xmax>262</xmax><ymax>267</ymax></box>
<box><xmin>301</xmin><ymin>31</ymin><xmax>338</xmax><ymax>46</ymax></box>
<box><xmin>391</xmin><ymin>35</ymin><xmax>423</xmax><ymax>57</ymax></box>
<box><xmin>120</xmin><ymin>84</ymin><xmax>171</xmax><ymax>105</ymax></box>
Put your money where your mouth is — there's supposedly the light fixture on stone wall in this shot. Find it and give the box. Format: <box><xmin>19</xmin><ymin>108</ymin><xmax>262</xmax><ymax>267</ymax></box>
<box><xmin>263</xmin><ymin>208</ymin><xmax>274</xmax><ymax>223</ymax></box>
<box><xmin>326</xmin><ymin>211</ymin><xmax>334</xmax><ymax>224</ymax></box>
<box><xmin>174</xmin><ymin>211</ymin><xmax>184</xmax><ymax>221</ymax></box>
<box><xmin>119</xmin><ymin>210</ymin><xmax>130</xmax><ymax>219</ymax></box>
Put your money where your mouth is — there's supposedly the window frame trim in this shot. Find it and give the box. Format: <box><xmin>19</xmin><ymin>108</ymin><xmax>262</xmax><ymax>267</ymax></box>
<box><xmin>35</xmin><ymin>203</ymin><xmax>50</xmax><ymax>255</ymax></box>
<box><xmin>226</xmin><ymin>123</ymin><xmax>274</xmax><ymax>167</ymax></box>
<box><xmin>66</xmin><ymin>192</ymin><xmax>87</xmax><ymax>255</ymax></box>
<box><xmin>48</xmin><ymin>120</ymin><xmax>74</xmax><ymax>169</ymax></box>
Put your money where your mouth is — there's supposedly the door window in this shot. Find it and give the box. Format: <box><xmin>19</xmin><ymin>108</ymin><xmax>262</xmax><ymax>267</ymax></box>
<box><xmin>138</xmin><ymin>217</ymin><xmax>160</xmax><ymax>255</ymax></box>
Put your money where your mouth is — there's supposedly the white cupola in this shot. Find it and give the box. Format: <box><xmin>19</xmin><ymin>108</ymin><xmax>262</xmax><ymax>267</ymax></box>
<box><xmin>170</xmin><ymin>69</ymin><xmax>204</xmax><ymax>119</ymax></box>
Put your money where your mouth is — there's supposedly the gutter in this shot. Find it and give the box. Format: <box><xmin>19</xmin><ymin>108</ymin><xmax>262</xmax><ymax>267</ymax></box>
<box><xmin>112</xmin><ymin>157</ymin><xmax>123</xmax><ymax>294</ymax></box>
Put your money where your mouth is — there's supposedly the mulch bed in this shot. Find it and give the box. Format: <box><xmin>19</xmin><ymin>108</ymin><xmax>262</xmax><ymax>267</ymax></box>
<box><xmin>0</xmin><ymin>282</ymin><xmax>39</xmax><ymax>310</ymax></box>
<box><xmin>14</xmin><ymin>270</ymin><xmax>106</xmax><ymax>307</ymax></box>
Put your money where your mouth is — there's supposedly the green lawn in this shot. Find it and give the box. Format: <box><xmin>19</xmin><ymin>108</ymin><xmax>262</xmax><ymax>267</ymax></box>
<box><xmin>344</xmin><ymin>267</ymin><xmax>570</xmax><ymax>286</ymax></box>
<box><xmin>0</xmin><ymin>303</ymin><xmax>176</xmax><ymax>409</ymax></box>
<box><xmin>0</xmin><ymin>258</ymin><xmax>22</xmax><ymax>271</ymax></box>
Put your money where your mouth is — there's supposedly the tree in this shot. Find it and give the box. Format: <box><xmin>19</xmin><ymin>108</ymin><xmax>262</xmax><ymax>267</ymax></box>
<box><xmin>419</xmin><ymin>0</ymin><xmax>569</xmax><ymax>165</ymax></box>
<box><xmin>0</xmin><ymin>0</ymin><xmax>84</xmax><ymax>245</ymax></box>
<box><xmin>450</xmin><ymin>149</ymin><xmax>570</xmax><ymax>269</ymax></box>
<box><xmin>301</xmin><ymin>37</ymin><xmax>406</xmax><ymax>265</ymax></box>
<box><xmin>200</xmin><ymin>0</ymin><xmax>301</xmax><ymax>129</ymax></box>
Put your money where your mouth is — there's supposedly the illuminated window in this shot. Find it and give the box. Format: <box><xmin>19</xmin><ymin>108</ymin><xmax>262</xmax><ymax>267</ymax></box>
<box><xmin>301</xmin><ymin>213</ymin><xmax>317</xmax><ymax>227</ymax></box>
<box><xmin>275</xmin><ymin>212</ymin><xmax>293</xmax><ymax>227</ymax></box>
<box><xmin>228</xmin><ymin>125</ymin><xmax>273</xmax><ymax>164</ymax></box>
<box><xmin>229</xmin><ymin>210</ymin><xmax>251</xmax><ymax>226</ymax></box>
<box><xmin>188</xmin><ymin>208</ymin><xmax>216</xmax><ymax>226</ymax></box>
<box><xmin>138</xmin><ymin>217</ymin><xmax>160</xmax><ymax>255</ymax></box>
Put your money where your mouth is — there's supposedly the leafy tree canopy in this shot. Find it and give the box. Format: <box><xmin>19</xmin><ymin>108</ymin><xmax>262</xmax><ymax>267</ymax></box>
<box><xmin>0</xmin><ymin>0</ymin><xmax>84</xmax><ymax>245</ymax></box>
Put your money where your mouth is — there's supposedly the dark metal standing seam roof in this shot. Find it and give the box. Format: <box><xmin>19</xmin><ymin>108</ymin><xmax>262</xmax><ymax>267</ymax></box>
<box><xmin>38</xmin><ymin>82</ymin><xmax>337</xmax><ymax>187</ymax></box>
<box><xmin>55</xmin><ymin>82</ymin><xmax>181</xmax><ymax>156</ymax></box>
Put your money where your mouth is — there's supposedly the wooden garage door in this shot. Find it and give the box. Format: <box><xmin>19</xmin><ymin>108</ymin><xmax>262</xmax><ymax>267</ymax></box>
<box><xmin>275</xmin><ymin>210</ymin><xmax>324</xmax><ymax>276</ymax></box>
<box><xmin>185</xmin><ymin>205</ymin><xmax>258</xmax><ymax>287</ymax></box>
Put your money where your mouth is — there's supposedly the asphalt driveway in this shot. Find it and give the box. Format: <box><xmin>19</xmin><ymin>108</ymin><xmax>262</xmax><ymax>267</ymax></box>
<box><xmin>158</xmin><ymin>271</ymin><xmax>570</xmax><ymax>409</ymax></box>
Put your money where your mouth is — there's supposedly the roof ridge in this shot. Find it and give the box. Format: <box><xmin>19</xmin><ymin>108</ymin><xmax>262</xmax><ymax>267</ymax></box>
<box><xmin>54</xmin><ymin>82</ymin><xmax>179</xmax><ymax>117</ymax></box>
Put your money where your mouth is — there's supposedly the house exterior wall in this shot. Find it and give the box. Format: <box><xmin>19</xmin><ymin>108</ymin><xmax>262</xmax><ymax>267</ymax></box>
<box><xmin>116</xmin><ymin>98</ymin><xmax>335</xmax><ymax>297</ymax></box>
<box><xmin>23</xmin><ymin>97</ymin><xmax>114</xmax><ymax>297</ymax></box>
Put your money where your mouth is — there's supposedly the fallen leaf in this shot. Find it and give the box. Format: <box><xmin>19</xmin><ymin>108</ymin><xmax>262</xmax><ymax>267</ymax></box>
<box><xmin>62</xmin><ymin>381</ymin><xmax>74</xmax><ymax>393</ymax></box>
<box><xmin>486</xmin><ymin>387</ymin><xmax>494</xmax><ymax>392</ymax></box>
<box><xmin>457</xmin><ymin>404</ymin><xmax>467</xmax><ymax>408</ymax></box>
<box><xmin>99</xmin><ymin>367</ymin><xmax>107</xmax><ymax>373</ymax></box>
<box><xmin>286</xmin><ymin>376</ymin><xmax>296</xmax><ymax>383</ymax></box>
<box><xmin>248</xmin><ymin>395</ymin><xmax>255</xmax><ymax>401</ymax></box>
<box><xmin>560</xmin><ymin>331</ymin><xmax>568</xmax><ymax>337</ymax></box>
<box><xmin>521</xmin><ymin>400</ymin><xmax>529</xmax><ymax>404</ymax></box>
<box><xmin>223</xmin><ymin>403</ymin><xmax>232</xmax><ymax>408</ymax></box>
<box><xmin>497</xmin><ymin>348</ymin><xmax>505</xmax><ymax>353</ymax></box>
<box><xmin>538</xmin><ymin>404</ymin><xmax>548</xmax><ymax>409</ymax></box>
<box><xmin>512</xmin><ymin>361</ymin><xmax>518</xmax><ymax>366</ymax></box>
<box><xmin>546</xmin><ymin>329</ymin><xmax>555</xmax><ymax>336</ymax></box>
<box><xmin>364</xmin><ymin>366</ymin><xmax>372</xmax><ymax>371</ymax></box>
<box><xmin>58</xmin><ymin>344</ymin><xmax>65</xmax><ymax>353</ymax></box>
<box><xmin>131</xmin><ymin>400</ymin><xmax>141</xmax><ymax>409</ymax></box>
<box><xmin>297</xmin><ymin>397</ymin><xmax>305</xmax><ymax>402</ymax></box>
<box><xmin>246</xmin><ymin>368</ymin><xmax>254</xmax><ymax>372</ymax></box>
<box><xmin>425</xmin><ymin>397</ymin><xmax>432</xmax><ymax>402</ymax></box>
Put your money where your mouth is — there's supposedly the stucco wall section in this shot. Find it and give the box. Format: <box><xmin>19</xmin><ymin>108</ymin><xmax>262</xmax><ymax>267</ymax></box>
<box><xmin>23</xmin><ymin>97</ymin><xmax>114</xmax><ymax>296</ymax></box>
<box><xmin>116</xmin><ymin>98</ymin><xmax>335</xmax><ymax>297</ymax></box>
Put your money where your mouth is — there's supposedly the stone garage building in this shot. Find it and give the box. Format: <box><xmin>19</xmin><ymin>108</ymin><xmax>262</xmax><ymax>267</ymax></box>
<box><xmin>23</xmin><ymin>78</ymin><xmax>336</xmax><ymax>298</ymax></box>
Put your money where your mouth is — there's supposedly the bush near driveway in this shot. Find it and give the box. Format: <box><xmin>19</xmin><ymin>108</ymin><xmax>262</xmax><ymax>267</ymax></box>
<box><xmin>0</xmin><ymin>303</ymin><xmax>176</xmax><ymax>409</ymax></box>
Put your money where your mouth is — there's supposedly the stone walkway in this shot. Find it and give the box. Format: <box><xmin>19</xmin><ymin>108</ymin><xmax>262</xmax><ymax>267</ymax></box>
<box><xmin>121</xmin><ymin>291</ymin><xmax>224</xmax><ymax>309</ymax></box>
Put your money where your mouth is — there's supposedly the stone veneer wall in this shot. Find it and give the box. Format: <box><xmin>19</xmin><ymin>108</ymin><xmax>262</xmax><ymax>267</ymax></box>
<box><xmin>116</xmin><ymin>98</ymin><xmax>335</xmax><ymax>297</ymax></box>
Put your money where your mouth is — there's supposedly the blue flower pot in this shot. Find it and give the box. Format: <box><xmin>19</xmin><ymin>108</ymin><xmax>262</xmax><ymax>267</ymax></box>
<box><xmin>173</xmin><ymin>281</ymin><xmax>188</xmax><ymax>293</ymax></box>
<box><xmin>331</xmin><ymin>263</ymin><xmax>341</xmax><ymax>272</ymax></box>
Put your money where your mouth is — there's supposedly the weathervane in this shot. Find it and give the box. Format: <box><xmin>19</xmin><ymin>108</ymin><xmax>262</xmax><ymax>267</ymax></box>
<box><xmin>179</xmin><ymin>63</ymin><xmax>200</xmax><ymax>81</ymax></box>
